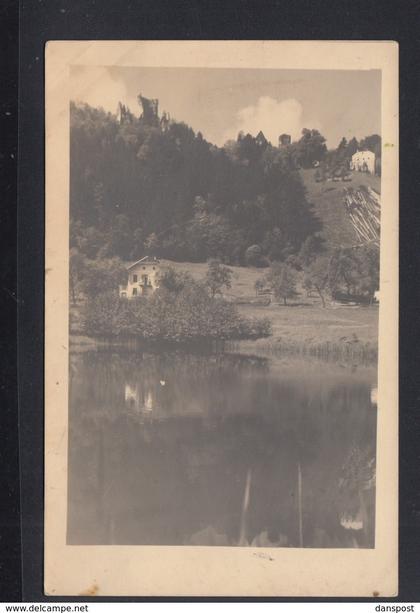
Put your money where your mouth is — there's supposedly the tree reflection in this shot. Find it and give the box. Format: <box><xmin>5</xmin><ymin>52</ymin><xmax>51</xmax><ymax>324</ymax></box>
<box><xmin>68</xmin><ymin>349</ymin><xmax>376</xmax><ymax>547</ymax></box>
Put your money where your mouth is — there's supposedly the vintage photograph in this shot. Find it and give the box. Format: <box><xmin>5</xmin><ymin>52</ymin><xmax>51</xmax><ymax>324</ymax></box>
<box><xmin>45</xmin><ymin>41</ymin><xmax>398</xmax><ymax>596</ymax></box>
<box><xmin>68</xmin><ymin>65</ymin><xmax>380</xmax><ymax>548</ymax></box>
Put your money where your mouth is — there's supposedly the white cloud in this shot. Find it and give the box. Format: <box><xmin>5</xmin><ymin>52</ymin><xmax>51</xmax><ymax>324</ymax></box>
<box><xmin>222</xmin><ymin>96</ymin><xmax>321</xmax><ymax>145</ymax></box>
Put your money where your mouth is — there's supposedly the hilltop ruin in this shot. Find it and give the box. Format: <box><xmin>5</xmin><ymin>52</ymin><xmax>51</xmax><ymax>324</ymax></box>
<box><xmin>117</xmin><ymin>94</ymin><xmax>171</xmax><ymax>131</ymax></box>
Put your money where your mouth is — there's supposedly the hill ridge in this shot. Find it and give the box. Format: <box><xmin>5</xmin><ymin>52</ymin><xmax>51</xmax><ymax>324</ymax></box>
<box><xmin>300</xmin><ymin>169</ymin><xmax>381</xmax><ymax>251</ymax></box>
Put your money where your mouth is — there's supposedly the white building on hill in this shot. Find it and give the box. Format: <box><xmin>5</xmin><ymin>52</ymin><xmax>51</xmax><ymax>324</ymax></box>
<box><xmin>351</xmin><ymin>150</ymin><xmax>375</xmax><ymax>174</ymax></box>
<box><xmin>119</xmin><ymin>256</ymin><xmax>160</xmax><ymax>298</ymax></box>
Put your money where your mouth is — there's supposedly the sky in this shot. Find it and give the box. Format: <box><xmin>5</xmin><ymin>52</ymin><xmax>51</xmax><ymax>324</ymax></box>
<box><xmin>70</xmin><ymin>66</ymin><xmax>381</xmax><ymax>149</ymax></box>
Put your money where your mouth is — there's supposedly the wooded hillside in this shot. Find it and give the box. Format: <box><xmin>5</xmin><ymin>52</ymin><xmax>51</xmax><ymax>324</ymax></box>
<box><xmin>70</xmin><ymin>101</ymin><xmax>325</xmax><ymax>265</ymax></box>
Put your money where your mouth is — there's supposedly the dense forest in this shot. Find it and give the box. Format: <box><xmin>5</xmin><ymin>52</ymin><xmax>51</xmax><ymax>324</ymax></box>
<box><xmin>70</xmin><ymin>98</ymin><xmax>380</xmax><ymax>303</ymax></box>
<box><xmin>70</xmin><ymin>100</ymin><xmax>331</xmax><ymax>265</ymax></box>
<box><xmin>69</xmin><ymin>99</ymin><xmax>381</xmax><ymax>342</ymax></box>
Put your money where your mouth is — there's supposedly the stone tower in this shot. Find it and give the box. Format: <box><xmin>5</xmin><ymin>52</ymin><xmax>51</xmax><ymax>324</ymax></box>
<box><xmin>138</xmin><ymin>94</ymin><xmax>159</xmax><ymax>126</ymax></box>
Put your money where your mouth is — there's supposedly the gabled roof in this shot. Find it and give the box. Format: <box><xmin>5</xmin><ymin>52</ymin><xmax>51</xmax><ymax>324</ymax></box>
<box><xmin>126</xmin><ymin>256</ymin><xmax>160</xmax><ymax>270</ymax></box>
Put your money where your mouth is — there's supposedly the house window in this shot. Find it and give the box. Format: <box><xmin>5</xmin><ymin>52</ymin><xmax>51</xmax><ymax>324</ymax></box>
<box><xmin>153</xmin><ymin>266</ymin><xmax>155</xmax><ymax>270</ymax></box>
<box><xmin>142</xmin><ymin>274</ymin><xmax>149</xmax><ymax>285</ymax></box>
<box><xmin>133</xmin><ymin>274</ymin><xmax>138</xmax><ymax>282</ymax></box>
<box><xmin>132</xmin><ymin>288</ymin><xmax>137</xmax><ymax>296</ymax></box>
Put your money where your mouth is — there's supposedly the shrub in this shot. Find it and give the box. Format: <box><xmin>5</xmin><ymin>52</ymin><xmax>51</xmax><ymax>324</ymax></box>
<box><xmin>245</xmin><ymin>244</ymin><xmax>264</xmax><ymax>267</ymax></box>
<box><xmin>82</xmin><ymin>280</ymin><xmax>272</xmax><ymax>343</ymax></box>
<box><xmin>237</xmin><ymin>316</ymin><xmax>272</xmax><ymax>339</ymax></box>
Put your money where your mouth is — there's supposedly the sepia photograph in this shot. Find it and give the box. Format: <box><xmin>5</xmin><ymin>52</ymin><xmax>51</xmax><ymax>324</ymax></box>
<box><xmin>45</xmin><ymin>41</ymin><xmax>398</xmax><ymax>596</ymax></box>
<box><xmin>68</xmin><ymin>66</ymin><xmax>381</xmax><ymax>549</ymax></box>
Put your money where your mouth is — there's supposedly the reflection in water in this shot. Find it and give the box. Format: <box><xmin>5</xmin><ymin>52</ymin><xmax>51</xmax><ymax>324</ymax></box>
<box><xmin>124</xmin><ymin>383</ymin><xmax>154</xmax><ymax>414</ymax></box>
<box><xmin>370</xmin><ymin>387</ymin><xmax>378</xmax><ymax>406</ymax></box>
<box><xmin>68</xmin><ymin>349</ymin><xmax>377</xmax><ymax>548</ymax></box>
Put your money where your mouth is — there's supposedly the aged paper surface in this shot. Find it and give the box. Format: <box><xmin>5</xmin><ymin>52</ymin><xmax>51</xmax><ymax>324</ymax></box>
<box><xmin>45</xmin><ymin>41</ymin><xmax>398</xmax><ymax>596</ymax></box>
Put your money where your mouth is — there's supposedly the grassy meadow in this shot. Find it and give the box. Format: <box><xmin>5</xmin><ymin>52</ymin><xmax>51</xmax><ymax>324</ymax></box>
<box><xmin>159</xmin><ymin>259</ymin><xmax>379</xmax><ymax>362</ymax></box>
<box><xmin>234</xmin><ymin>303</ymin><xmax>378</xmax><ymax>361</ymax></box>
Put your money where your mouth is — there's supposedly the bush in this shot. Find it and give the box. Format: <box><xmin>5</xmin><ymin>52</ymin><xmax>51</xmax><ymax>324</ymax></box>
<box><xmin>82</xmin><ymin>280</ymin><xmax>272</xmax><ymax>343</ymax></box>
<box><xmin>237</xmin><ymin>316</ymin><xmax>272</xmax><ymax>339</ymax></box>
<box><xmin>83</xmin><ymin>291</ymin><xmax>122</xmax><ymax>336</ymax></box>
<box><xmin>245</xmin><ymin>244</ymin><xmax>264</xmax><ymax>267</ymax></box>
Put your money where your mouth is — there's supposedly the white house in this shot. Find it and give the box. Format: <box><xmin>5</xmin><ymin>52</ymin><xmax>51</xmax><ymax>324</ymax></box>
<box><xmin>351</xmin><ymin>150</ymin><xmax>375</xmax><ymax>174</ymax></box>
<box><xmin>119</xmin><ymin>256</ymin><xmax>160</xmax><ymax>298</ymax></box>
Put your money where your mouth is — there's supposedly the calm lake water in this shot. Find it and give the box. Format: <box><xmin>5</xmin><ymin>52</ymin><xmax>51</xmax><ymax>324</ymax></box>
<box><xmin>68</xmin><ymin>348</ymin><xmax>377</xmax><ymax>548</ymax></box>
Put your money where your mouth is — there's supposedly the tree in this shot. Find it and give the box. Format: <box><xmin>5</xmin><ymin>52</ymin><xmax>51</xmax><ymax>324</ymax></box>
<box><xmin>71</xmin><ymin>223</ymin><xmax>107</xmax><ymax>259</ymax></box>
<box><xmin>359</xmin><ymin>134</ymin><xmax>381</xmax><ymax>157</ymax></box>
<box><xmin>80</xmin><ymin>257</ymin><xmax>127</xmax><ymax>298</ymax></box>
<box><xmin>245</xmin><ymin>244</ymin><xmax>264</xmax><ymax>267</ymax></box>
<box><xmin>335</xmin><ymin>136</ymin><xmax>348</xmax><ymax>166</ymax></box>
<box><xmin>339</xmin><ymin>165</ymin><xmax>349</xmax><ymax>179</ymax></box>
<box><xmin>298</xmin><ymin>235</ymin><xmax>323</xmax><ymax>267</ymax></box>
<box><xmin>304</xmin><ymin>256</ymin><xmax>331</xmax><ymax>308</ymax></box>
<box><xmin>327</xmin><ymin>249</ymin><xmax>357</xmax><ymax>298</ymax></box>
<box><xmin>158</xmin><ymin>266</ymin><xmax>193</xmax><ymax>293</ymax></box>
<box><xmin>356</xmin><ymin>246</ymin><xmax>379</xmax><ymax>304</ymax></box>
<box><xmin>347</xmin><ymin>137</ymin><xmax>359</xmax><ymax>158</ymax></box>
<box><xmin>105</xmin><ymin>214</ymin><xmax>133</xmax><ymax>259</ymax></box>
<box><xmin>131</xmin><ymin>227</ymin><xmax>145</xmax><ymax>259</ymax></box>
<box><xmin>205</xmin><ymin>259</ymin><xmax>233</xmax><ymax>298</ymax></box>
<box><xmin>93</xmin><ymin>182</ymin><xmax>106</xmax><ymax>228</ymax></box>
<box><xmin>262</xmin><ymin>227</ymin><xmax>287</xmax><ymax>262</ymax></box>
<box><xmin>266</xmin><ymin>263</ymin><xmax>297</xmax><ymax>306</ymax></box>
<box><xmin>335</xmin><ymin>137</ymin><xmax>350</xmax><ymax>169</ymax></box>
<box><xmin>293</xmin><ymin>128</ymin><xmax>327</xmax><ymax>168</ymax></box>
<box><xmin>254</xmin><ymin>278</ymin><xmax>265</xmax><ymax>297</ymax></box>
<box><xmin>82</xmin><ymin>290</ymin><xmax>123</xmax><ymax>336</ymax></box>
<box><xmin>337</xmin><ymin>137</ymin><xmax>348</xmax><ymax>152</ymax></box>
<box><xmin>69</xmin><ymin>248</ymin><xmax>85</xmax><ymax>305</ymax></box>
<box><xmin>327</xmin><ymin>248</ymin><xmax>379</xmax><ymax>301</ymax></box>
<box><xmin>69</xmin><ymin>101</ymin><xmax>323</xmax><ymax>265</ymax></box>
<box><xmin>302</xmin><ymin>273</ymin><xmax>313</xmax><ymax>297</ymax></box>
<box><xmin>144</xmin><ymin>232</ymin><xmax>160</xmax><ymax>256</ymax></box>
<box><xmin>325</xmin><ymin>136</ymin><xmax>359</xmax><ymax>177</ymax></box>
